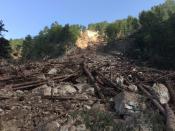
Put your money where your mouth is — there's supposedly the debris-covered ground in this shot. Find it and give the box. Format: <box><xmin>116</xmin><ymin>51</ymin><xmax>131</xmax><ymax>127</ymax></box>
<box><xmin>0</xmin><ymin>46</ymin><xmax>175</xmax><ymax>131</ymax></box>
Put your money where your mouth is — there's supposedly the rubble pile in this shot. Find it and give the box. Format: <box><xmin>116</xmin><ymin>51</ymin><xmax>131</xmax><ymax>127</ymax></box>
<box><xmin>0</xmin><ymin>47</ymin><xmax>175</xmax><ymax>131</ymax></box>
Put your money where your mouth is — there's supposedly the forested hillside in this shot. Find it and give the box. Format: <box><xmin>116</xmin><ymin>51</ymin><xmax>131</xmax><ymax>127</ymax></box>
<box><xmin>21</xmin><ymin>23</ymin><xmax>84</xmax><ymax>60</ymax></box>
<box><xmin>1</xmin><ymin>0</ymin><xmax>174</xmax><ymax>67</ymax></box>
<box><xmin>1</xmin><ymin>0</ymin><xmax>175</xmax><ymax>131</ymax></box>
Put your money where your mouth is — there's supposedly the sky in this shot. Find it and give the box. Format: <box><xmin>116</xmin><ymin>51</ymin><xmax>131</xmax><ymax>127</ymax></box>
<box><xmin>0</xmin><ymin>0</ymin><xmax>165</xmax><ymax>39</ymax></box>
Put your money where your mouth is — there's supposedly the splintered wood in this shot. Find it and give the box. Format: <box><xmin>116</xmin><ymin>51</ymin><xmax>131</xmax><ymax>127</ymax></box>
<box><xmin>0</xmin><ymin>47</ymin><xmax>175</xmax><ymax>130</ymax></box>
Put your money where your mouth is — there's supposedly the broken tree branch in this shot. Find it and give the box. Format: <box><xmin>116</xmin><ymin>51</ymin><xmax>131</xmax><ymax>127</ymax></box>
<box><xmin>137</xmin><ymin>84</ymin><xmax>166</xmax><ymax>116</ymax></box>
<box><xmin>82</xmin><ymin>61</ymin><xmax>104</xmax><ymax>99</ymax></box>
<box><xmin>166</xmin><ymin>80</ymin><xmax>175</xmax><ymax>106</ymax></box>
<box><xmin>165</xmin><ymin>104</ymin><xmax>175</xmax><ymax>131</ymax></box>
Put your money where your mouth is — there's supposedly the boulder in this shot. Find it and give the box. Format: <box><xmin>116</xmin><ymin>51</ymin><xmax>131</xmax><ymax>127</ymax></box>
<box><xmin>83</xmin><ymin>105</ymin><xmax>91</xmax><ymax>110</ymax></box>
<box><xmin>76</xmin><ymin>124</ymin><xmax>87</xmax><ymax>131</ymax></box>
<box><xmin>128</xmin><ymin>84</ymin><xmax>138</xmax><ymax>92</ymax></box>
<box><xmin>92</xmin><ymin>102</ymin><xmax>106</xmax><ymax>112</ymax></box>
<box><xmin>38</xmin><ymin>121</ymin><xmax>60</xmax><ymax>131</ymax></box>
<box><xmin>32</xmin><ymin>85</ymin><xmax>57</xmax><ymax>96</ymax></box>
<box><xmin>15</xmin><ymin>90</ymin><xmax>24</xmax><ymax>97</ymax></box>
<box><xmin>48</xmin><ymin>68</ymin><xmax>57</xmax><ymax>75</ymax></box>
<box><xmin>58</xmin><ymin>84</ymin><xmax>77</xmax><ymax>95</ymax></box>
<box><xmin>116</xmin><ymin>76</ymin><xmax>124</xmax><ymax>86</ymax></box>
<box><xmin>152</xmin><ymin>83</ymin><xmax>170</xmax><ymax>104</ymax></box>
<box><xmin>114</xmin><ymin>91</ymin><xmax>146</xmax><ymax>115</ymax></box>
<box><xmin>37</xmin><ymin>74</ymin><xmax>46</xmax><ymax>80</ymax></box>
<box><xmin>75</xmin><ymin>83</ymin><xmax>94</xmax><ymax>94</ymax></box>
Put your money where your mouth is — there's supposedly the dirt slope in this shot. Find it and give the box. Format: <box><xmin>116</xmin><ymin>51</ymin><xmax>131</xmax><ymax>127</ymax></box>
<box><xmin>0</xmin><ymin>46</ymin><xmax>175</xmax><ymax>131</ymax></box>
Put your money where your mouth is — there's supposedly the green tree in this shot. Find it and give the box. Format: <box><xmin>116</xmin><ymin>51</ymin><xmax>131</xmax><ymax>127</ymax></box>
<box><xmin>133</xmin><ymin>0</ymin><xmax>175</xmax><ymax>67</ymax></box>
<box><xmin>21</xmin><ymin>22</ymin><xmax>81</xmax><ymax>60</ymax></box>
<box><xmin>0</xmin><ymin>20</ymin><xmax>11</xmax><ymax>58</ymax></box>
<box><xmin>88</xmin><ymin>21</ymin><xmax>109</xmax><ymax>35</ymax></box>
<box><xmin>22</xmin><ymin>35</ymin><xmax>33</xmax><ymax>59</ymax></box>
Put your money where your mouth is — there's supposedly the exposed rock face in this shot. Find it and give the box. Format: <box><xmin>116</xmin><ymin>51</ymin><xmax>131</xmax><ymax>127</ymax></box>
<box><xmin>76</xmin><ymin>30</ymin><xmax>101</xmax><ymax>49</ymax></box>
<box><xmin>152</xmin><ymin>83</ymin><xmax>170</xmax><ymax>104</ymax></box>
<box><xmin>114</xmin><ymin>91</ymin><xmax>146</xmax><ymax>115</ymax></box>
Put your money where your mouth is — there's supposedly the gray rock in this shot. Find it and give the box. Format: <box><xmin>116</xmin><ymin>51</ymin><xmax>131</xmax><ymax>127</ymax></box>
<box><xmin>15</xmin><ymin>90</ymin><xmax>24</xmax><ymax>97</ymax></box>
<box><xmin>116</xmin><ymin>76</ymin><xmax>124</xmax><ymax>85</ymax></box>
<box><xmin>38</xmin><ymin>121</ymin><xmax>60</xmax><ymax>131</ymax></box>
<box><xmin>92</xmin><ymin>103</ymin><xmax>106</xmax><ymax>112</ymax></box>
<box><xmin>58</xmin><ymin>84</ymin><xmax>77</xmax><ymax>95</ymax></box>
<box><xmin>114</xmin><ymin>91</ymin><xmax>146</xmax><ymax>115</ymax></box>
<box><xmin>76</xmin><ymin>124</ymin><xmax>87</xmax><ymax>131</ymax></box>
<box><xmin>0</xmin><ymin>108</ymin><xmax>4</xmax><ymax>115</ymax></box>
<box><xmin>75</xmin><ymin>83</ymin><xmax>88</xmax><ymax>93</ymax></box>
<box><xmin>37</xmin><ymin>74</ymin><xmax>46</xmax><ymax>80</ymax></box>
<box><xmin>152</xmin><ymin>83</ymin><xmax>170</xmax><ymax>104</ymax></box>
<box><xmin>128</xmin><ymin>84</ymin><xmax>138</xmax><ymax>92</ymax></box>
<box><xmin>48</xmin><ymin>68</ymin><xmax>57</xmax><ymax>75</ymax></box>
<box><xmin>32</xmin><ymin>84</ymin><xmax>57</xmax><ymax>96</ymax></box>
<box><xmin>83</xmin><ymin>105</ymin><xmax>91</xmax><ymax>110</ymax></box>
<box><xmin>75</xmin><ymin>83</ymin><xmax>94</xmax><ymax>95</ymax></box>
<box><xmin>86</xmin><ymin>88</ymin><xmax>94</xmax><ymax>95</ymax></box>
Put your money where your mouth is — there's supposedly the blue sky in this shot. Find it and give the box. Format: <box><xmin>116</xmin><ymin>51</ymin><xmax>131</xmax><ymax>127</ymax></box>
<box><xmin>0</xmin><ymin>0</ymin><xmax>164</xmax><ymax>39</ymax></box>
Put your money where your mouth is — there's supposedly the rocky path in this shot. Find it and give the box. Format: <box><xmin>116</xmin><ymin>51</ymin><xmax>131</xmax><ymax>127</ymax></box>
<box><xmin>0</xmin><ymin>47</ymin><xmax>175</xmax><ymax>131</ymax></box>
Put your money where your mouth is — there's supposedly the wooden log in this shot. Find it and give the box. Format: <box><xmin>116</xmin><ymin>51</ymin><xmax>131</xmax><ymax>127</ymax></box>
<box><xmin>12</xmin><ymin>73</ymin><xmax>78</xmax><ymax>90</ymax></box>
<box><xmin>0</xmin><ymin>96</ymin><xmax>10</xmax><ymax>100</ymax></box>
<box><xmin>166</xmin><ymin>80</ymin><xmax>175</xmax><ymax>106</ymax></box>
<box><xmin>42</xmin><ymin>96</ymin><xmax>99</xmax><ymax>101</ymax></box>
<box><xmin>137</xmin><ymin>84</ymin><xmax>166</xmax><ymax>116</ymax></box>
<box><xmin>82</xmin><ymin>61</ymin><xmax>104</xmax><ymax>99</ymax></box>
<box><xmin>165</xmin><ymin>104</ymin><xmax>175</xmax><ymax>131</ymax></box>
<box><xmin>96</xmin><ymin>71</ymin><xmax>122</xmax><ymax>92</ymax></box>
<box><xmin>12</xmin><ymin>79</ymin><xmax>46</xmax><ymax>88</ymax></box>
<box><xmin>13</xmin><ymin>82</ymin><xmax>46</xmax><ymax>90</ymax></box>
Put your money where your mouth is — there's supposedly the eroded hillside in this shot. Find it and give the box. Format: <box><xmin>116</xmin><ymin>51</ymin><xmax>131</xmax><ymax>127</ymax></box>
<box><xmin>0</xmin><ymin>46</ymin><xmax>175</xmax><ymax>131</ymax></box>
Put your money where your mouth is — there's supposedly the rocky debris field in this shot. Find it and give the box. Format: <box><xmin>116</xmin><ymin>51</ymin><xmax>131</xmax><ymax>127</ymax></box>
<box><xmin>0</xmin><ymin>47</ymin><xmax>175</xmax><ymax>131</ymax></box>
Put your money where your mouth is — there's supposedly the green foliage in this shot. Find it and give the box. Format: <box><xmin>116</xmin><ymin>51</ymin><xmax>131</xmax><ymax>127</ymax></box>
<box><xmin>70</xmin><ymin>110</ymin><xmax>128</xmax><ymax>131</ymax></box>
<box><xmin>0</xmin><ymin>37</ymin><xmax>11</xmax><ymax>58</ymax></box>
<box><xmin>0</xmin><ymin>20</ymin><xmax>11</xmax><ymax>58</ymax></box>
<box><xmin>22</xmin><ymin>22</ymin><xmax>82</xmax><ymax>60</ymax></box>
<box><xmin>10</xmin><ymin>38</ymin><xmax>23</xmax><ymax>49</ymax></box>
<box><xmin>0</xmin><ymin>20</ymin><xmax>7</xmax><ymax>36</ymax></box>
<box><xmin>22</xmin><ymin>35</ymin><xmax>33</xmax><ymax>59</ymax></box>
<box><xmin>105</xmin><ymin>23</ymin><xmax>120</xmax><ymax>42</ymax></box>
<box><xmin>105</xmin><ymin>16</ymin><xmax>139</xmax><ymax>43</ymax></box>
<box><xmin>70</xmin><ymin>109</ymin><xmax>165</xmax><ymax>131</ymax></box>
<box><xmin>88</xmin><ymin>21</ymin><xmax>109</xmax><ymax>35</ymax></box>
<box><xmin>134</xmin><ymin>0</ymin><xmax>175</xmax><ymax>68</ymax></box>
